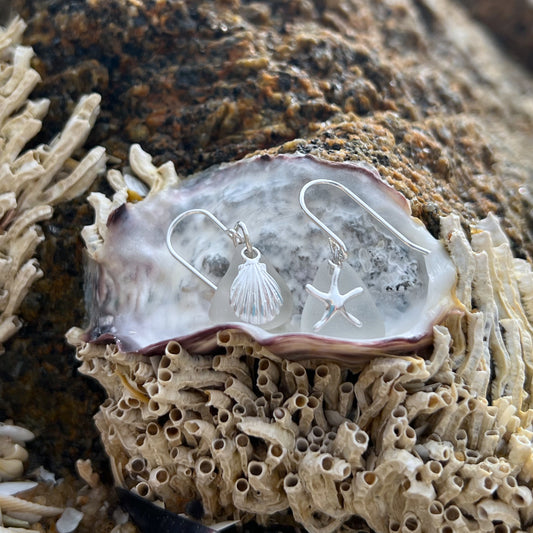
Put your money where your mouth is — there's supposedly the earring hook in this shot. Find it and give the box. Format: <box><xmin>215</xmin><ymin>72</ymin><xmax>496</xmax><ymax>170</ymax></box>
<box><xmin>166</xmin><ymin>208</ymin><xmax>254</xmax><ymax>290</ymax></box>
<box><xmin>299</xmin><ymin>179</ymin><xmax>430</xmax><ymax>262</ymax></box>
<box><xmin>166</xmin><ymin>208</ymin><xmax>291</xmax><ymax>327</ymax></box>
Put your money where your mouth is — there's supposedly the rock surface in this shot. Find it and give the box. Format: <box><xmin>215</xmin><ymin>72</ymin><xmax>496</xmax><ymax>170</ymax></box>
<box><xmin>14</xmin><ymin>0</ymin><xmax>533</xmax><ymax>254</ymax></box>
<box><xmin>461</xmin><ymin>0</ymin><xmax>533</xmax><ymax>70</ymax></box>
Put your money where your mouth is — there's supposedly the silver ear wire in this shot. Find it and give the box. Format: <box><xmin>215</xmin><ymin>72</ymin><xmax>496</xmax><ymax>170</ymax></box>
<box><xmin>299</xmin><ymin>179</ymin><xmax>428</xmax><ymax>333</ymax></box>
<box><xmin>166</xmin><ymin>209</ymin><xmax>292</xmax><ymax>327</ymax></box>
<box><xmin>166</xmin><ymin>208</ymin><xmax>254</xmax><ymax>290</ymax></box>
<box><xmin>299</xmin><ymin>179</ymin><xmax>430</xmax><ymax>261</ymax></box>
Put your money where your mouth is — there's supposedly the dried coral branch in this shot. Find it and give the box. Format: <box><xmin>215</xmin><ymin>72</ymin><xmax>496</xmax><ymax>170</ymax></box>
<box><xmin>0</xmin><ymin>493</ymin><xmax>63</xmax><ymax>518</ymax></box>
<box><xmin>0</xmin><ymin>15</ymin><xmax>104</xmax><ymax>533</ymax></box>
<box><xmin>0</xmin><ymin>423</ymin><xmax>32</xmax><ymax>483</ymax></box>
<box><xmin>0</xmin><ymin>17</ymin><xmax>104</xmax><ymax>353</ymax></box>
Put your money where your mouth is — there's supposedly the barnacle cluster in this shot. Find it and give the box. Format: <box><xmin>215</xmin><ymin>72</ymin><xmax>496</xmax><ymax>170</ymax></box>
<box><xmin>0</xmin><ymin>422</ymin><xmax>63</xmax><ymax>533</ymax></box>
<box><xmin>0</xmin><ymin>422</ymin><xmax>63</xmax><ymax>530</ymax></box>
<box><xmin>0</xmin><ymin>17</ymin><xmax>104</xmax><ymax>353</ymax></box>
<box><xmin>69</xmin><ymin>146</ymin><xmax>533</xmax><ymax>532</ymax></box>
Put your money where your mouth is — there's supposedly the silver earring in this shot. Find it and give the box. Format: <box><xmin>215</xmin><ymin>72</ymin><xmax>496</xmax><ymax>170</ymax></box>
<box><xmin>299</xmin><ymin>179</ymin><xmax>429</xmax><ymax>337</ymax></box>
<box><xmin>166</xmin><ymin>209</ymin><xmax>292</xmax><ymax>328</ymax></box>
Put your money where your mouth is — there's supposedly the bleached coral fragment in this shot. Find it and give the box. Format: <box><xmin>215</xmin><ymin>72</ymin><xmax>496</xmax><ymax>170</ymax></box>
<box><xmin>0</xmin><ymin>17</ymin><xmax>103</xmax><ymax>353</ymax></box>
<box><xmin>515</xmin><ymin>259</ymin><xmax>533</xmax><ymax>324</ymax></box>
<box><xmin>128</xmin><ymin>144</ymin><xmax>180</xmax><ymax>196</ymax></box>
<box><xmin>0</xmin><ymin>458</ymin><xmax>23</xmax><ymax>481</ymax></box>
<box><xmin>0</xmin><ymin>423</ymin><xmax>34</xmax><ymax>491</ymax></box>
<box><xmin>0</xmin><ymin>425</ymin><xmax>63</xmax><ymax>525</ymax></box>
<box><xmin>0</xmin><ymin>493</ymin><xmax>62</xmax><ymax>521</ymax></box>
<box><xmin>0</xmin><ymin>423</ymin><xmax>34</xmax><ymax>443</ymax></box>
<box><xmin>440</xmin><ymin>214</ymin><xmax>475</xmax><ymax>308</ymax></box>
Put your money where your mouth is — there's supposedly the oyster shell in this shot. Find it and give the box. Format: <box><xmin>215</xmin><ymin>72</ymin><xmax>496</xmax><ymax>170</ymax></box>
<box><xmin>85</xmin><ymin>154</ymin><xmax>456</xmax><ymax>359</ymax></box>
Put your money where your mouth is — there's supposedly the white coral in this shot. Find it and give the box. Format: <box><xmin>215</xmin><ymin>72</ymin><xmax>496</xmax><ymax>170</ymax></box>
<box><xmin>0</xmin><ymin>16</ymin><xmax>105</xmax><ymax>353</ymax></box>
<box><xmin>0</xmin><ymin>423</ymin><xmax>62</xmax><ymax>529</ymax></box>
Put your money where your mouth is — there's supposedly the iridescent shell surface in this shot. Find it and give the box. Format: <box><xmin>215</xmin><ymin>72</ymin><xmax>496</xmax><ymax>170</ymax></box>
<box><xmin>86</xmin><ymin>154</ymin><xmax>457</xmax><ymax>360</ymax></box>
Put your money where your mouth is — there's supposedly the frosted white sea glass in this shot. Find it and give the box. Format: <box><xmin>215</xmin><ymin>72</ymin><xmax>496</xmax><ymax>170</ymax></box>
<box><xmin>209</xmin><ymin>246</ymin><xmax>293</xmax><ymax>329</ymax></box>
<box><xmin>301</xmin><ymin>261</ymin><xmax>385</xmax><ymax>339</ymax></box>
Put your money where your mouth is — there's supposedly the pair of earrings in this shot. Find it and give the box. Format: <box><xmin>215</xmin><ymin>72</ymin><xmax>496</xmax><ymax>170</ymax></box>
<box><xmin>166</xmin><ymin>180</ymin><xmax>429</xmax><ymax>335</ymax></box>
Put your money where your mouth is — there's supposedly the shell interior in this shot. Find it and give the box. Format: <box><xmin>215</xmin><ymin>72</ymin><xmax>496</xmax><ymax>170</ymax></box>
<box><xmin>86</xmin><ymin>154</ymin><xmax>456</xmax><ymax>357</ymax></box>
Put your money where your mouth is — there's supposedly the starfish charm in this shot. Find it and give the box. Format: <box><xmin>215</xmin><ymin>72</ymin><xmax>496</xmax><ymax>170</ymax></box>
<box><xmin>305</xmin><ymin>263</ymin><xmax>364</xmax><ymax>332</ymax></box>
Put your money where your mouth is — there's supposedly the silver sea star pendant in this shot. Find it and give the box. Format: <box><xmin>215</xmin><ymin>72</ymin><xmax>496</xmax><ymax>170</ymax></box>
<box><xmin>305</xmin><ymin>263</ymin><xmax>364</xmax><ymax>332</ymax></box>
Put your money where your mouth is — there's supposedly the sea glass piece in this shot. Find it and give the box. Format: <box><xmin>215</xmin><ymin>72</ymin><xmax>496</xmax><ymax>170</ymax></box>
<box><xmin>301</xmin><ymin>261</ymin><xmax>386</xmax><ymax>339</ymax></box>
<box><xmin>209</xmin><ymin>246</ymin><xmax>293</xmax><ymax>329</ymax></box>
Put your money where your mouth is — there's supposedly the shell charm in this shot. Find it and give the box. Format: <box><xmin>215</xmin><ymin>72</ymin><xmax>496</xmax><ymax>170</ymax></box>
<box><xmin>229</xmin><ymin>248</ymin><xmax>283</xmax><ymax>325</ymax></box>
<box><xmin>305</xmin><ymin>262</ymin><xmax>364</xmax><ymax>332</ymax></box>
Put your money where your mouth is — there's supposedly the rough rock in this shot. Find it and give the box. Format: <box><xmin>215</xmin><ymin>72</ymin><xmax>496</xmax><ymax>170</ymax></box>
<box><xmin>460</xmin><ymin>0</ymin><xmax>533</xmax><ymax>70</ymax></box>
<box><xmin>14</xmin><ymin>0</ymin><xmax>533</xmax><ymax>255</ymax></box>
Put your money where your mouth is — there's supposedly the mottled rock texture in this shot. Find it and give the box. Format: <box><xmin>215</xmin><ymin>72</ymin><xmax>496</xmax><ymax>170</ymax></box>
<box><xmin>14</xmin><ymin>0</ymin><xmax>533</xmax><ymax>255</ymax></box>
<box><xmin>461</xmin><ymin>0</ymin><xmax>533</xmax><ymax>70</ymax></box>
<box><xmin>1</xmin><ymin>0</ymin><xmax>532</xmax><ymax>531</ymax></box>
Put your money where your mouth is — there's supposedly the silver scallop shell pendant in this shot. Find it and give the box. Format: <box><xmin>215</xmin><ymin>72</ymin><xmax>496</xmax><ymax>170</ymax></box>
<box><xmin>210</xmin><ymin>245</ymin><xmax>293</xmax><ymax>329</ymax></box>
<box><xmin>166</xmin><ymin>208</ymin><xmax>293</xmax><ymax>331</ymax></box>
<box><xmin>230</xmin><ymin>247</ymin><xmax>283</xmax><ymax>325</ymax></box>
